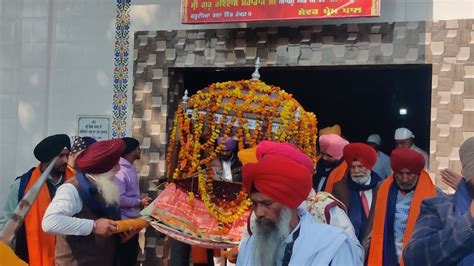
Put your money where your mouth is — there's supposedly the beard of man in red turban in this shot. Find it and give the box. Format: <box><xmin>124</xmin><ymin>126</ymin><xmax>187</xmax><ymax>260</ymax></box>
<box><xmin>75</xmin><ymin>139</ymin><xmax>126</xmax><ymax>206</ymax></box>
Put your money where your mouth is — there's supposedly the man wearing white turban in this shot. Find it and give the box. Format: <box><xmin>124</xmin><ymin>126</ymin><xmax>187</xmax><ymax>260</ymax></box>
<box><xmin>394</xmin><ymin>128</ymin><xmax>429</xmax><ymax>169</ymax></box>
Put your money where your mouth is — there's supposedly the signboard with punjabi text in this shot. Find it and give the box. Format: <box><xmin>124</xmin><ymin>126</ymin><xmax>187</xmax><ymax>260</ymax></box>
<box><xmin>182</xmin><ymin>0</ymin><xmax>380</xmax><ymax>24</ymax></box>
<box><xmin>77</xmin><ymin>115</ymin><xmax>111</xmax><ymax>141</ymax></box>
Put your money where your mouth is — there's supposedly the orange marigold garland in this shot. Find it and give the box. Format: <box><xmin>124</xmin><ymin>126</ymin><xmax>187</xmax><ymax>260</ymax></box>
<box><xmin>165</xmin><ymin>79</ymin><xmax>318</xmax><ymax>224</ymax></box>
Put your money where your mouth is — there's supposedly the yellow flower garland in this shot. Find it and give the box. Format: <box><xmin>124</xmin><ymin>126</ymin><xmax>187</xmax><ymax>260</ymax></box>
<box><xmin>165</xmin><ymin>79</ymin><xmax>318</xmax><ymax>224</ymax></box>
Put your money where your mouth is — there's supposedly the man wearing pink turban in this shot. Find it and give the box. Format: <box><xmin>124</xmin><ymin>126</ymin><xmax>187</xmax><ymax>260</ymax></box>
<box><xmin>314</xmin><ymin>134</ymin><xmax>349</xmax><ymax>192</ymax></box>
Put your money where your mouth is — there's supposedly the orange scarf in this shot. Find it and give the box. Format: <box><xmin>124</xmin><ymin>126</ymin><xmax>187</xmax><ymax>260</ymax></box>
<box><xmin>24</xmin><ymin>165</ymin><xmax>74</xmax><ymax>266</ymax></box>
<box><xmin>367</xmin><ymin>171</ymin><xmax>436</xmax><ymax>266</ymax></box>
<box><xmin>324</xmin><ymin>161</ymin><xmax>347</xmax><ymax>194</ymax></box>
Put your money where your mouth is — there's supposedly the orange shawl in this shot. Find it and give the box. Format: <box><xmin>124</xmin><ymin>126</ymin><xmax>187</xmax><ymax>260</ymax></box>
<box><xmin>324</xmin><ymin>161</ymin><xmax>347</xmax><ymax>194</ymax></box>
<box><xmin>24</xmin><ymin>165</ymin><xmax>74</xmax><ymax>266</ymax></box>
<box><xmin>367</xmin><ymin>170</ymin><xmax>436</xmax><ymax>266</ymax></box>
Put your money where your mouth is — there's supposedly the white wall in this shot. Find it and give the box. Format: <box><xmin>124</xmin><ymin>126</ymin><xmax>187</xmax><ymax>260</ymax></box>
<box><xmin>48</xmin><ymin>0</ymin><xmax>116</xmax><ymax>135</ymax></box>
<box><xmin>0</xmin><ymin>0</ymin><xmax>116</xmax><ymax>208</ymax></box>
<box><xmin>433</xmin><ymin>0</ymin><xmax>474</xmax><ymax>20</ymax></box>
<box><xmin>0</xmin><ymin>0</ymin><xmax>17</xmax><ymax>208</ymax></box>
<box><xmin>0</xmin><ymin>0</ymin><xmax>473</xmax><ymax>208</ymax></box>
<box><xmin>0</xmin><ymin>0</ymin><xmax>50</xmax><ymax>208</ymax></box>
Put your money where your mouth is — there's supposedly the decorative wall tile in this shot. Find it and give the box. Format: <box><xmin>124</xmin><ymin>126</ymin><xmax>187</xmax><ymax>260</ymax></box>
<box><xmin>112</xmin><ymin>0</ymin><xmax>131</xmax><ymax>138</ymax></box>
<box><xmin>427</xmin><ymin>20</ymin><xmax>474</xmax><ymax>178</ymax></box>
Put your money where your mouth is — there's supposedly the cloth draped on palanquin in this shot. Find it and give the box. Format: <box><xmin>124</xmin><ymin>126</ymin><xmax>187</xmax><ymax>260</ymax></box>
<box><xmin>147</xmin><ymin>79</ymin><xmax>318</xmax><ymax>248</ymax></box>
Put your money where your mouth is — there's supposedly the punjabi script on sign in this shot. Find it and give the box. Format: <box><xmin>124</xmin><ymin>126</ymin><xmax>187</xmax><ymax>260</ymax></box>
<box><xmin>190</xmin><ymin>0</ymin><xmax>349</xmax><ymax>10</ymax></box>
<box><xmin>188</xmin><ymin>0</ymin><xmax>364</xmax><ymax>20</ymax></box>
<box><xmin>182</xmin><ymin>0</ymin><xmax>378</xmax><ymax>23</ymax></box>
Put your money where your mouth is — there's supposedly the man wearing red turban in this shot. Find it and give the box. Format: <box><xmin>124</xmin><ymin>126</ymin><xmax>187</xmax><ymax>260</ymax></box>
<box><xmin>237</xmin><ymin>141</ymin><xmax>362</xmax><ymax>266</ymax></box>
<box><xmin>363</xmin><ymin>148</ymin><xmax>439</xmax><ymax>266</ymax></box>
<box><xmin>333</xmin><ymin>143</ymin><xmax>382</xmax><ymax>242</ymax></box>
<box><xmin>42</xmin><ymin>139</ymin><xmax>134</xmax><ymax>266</ymax></box>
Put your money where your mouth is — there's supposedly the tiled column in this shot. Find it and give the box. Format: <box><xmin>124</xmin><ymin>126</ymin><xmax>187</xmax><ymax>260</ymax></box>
<box><xmin>427</xmin><ymin>20</ymin><xmax>474</xmax><ymax>190</ymax></box>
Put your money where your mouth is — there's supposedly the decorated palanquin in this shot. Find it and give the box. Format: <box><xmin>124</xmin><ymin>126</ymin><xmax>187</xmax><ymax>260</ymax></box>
<box><xmin>147</xmin><ymin>65</ymin><xmax>318</xmax><ymax>248</ymax></box>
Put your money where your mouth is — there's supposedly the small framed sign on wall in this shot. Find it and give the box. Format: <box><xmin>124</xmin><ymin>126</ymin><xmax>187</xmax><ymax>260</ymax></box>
<box><xmin>77</xmin><ymin>115</ymin><xmax>111</xmax><ymax>140</ymax></box>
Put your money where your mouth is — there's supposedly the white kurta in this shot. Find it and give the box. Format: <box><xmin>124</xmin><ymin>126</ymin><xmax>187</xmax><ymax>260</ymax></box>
<box><xmin>42</xmin><ymin>183</ymin><xmax>94</xmax><ymax>236</ymax></box>
<box><xmin>241</xmin><ymin>190</ymin><xmax>359</xmax><ymax>244</ymax></box>
<box><xmin>237</xmin><ymin>209</ymin><xmax>363</xmax><ymax>266</ymax></box>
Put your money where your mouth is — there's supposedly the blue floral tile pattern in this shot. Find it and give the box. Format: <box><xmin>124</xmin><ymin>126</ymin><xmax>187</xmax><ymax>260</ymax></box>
<box><xmin>112</xmin><ymin>0</ymin><xmax>131</xmax><ymax>138</ymax></box>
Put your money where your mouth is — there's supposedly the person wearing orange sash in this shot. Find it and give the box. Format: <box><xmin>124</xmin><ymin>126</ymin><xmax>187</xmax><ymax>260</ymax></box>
<box><xmin>363</xmin><ymin>148</ymin><xmax>439</xmax><ymax>266</ymax></box>
<box><xmin>314</xmin><ymin>134</ymin><xmax>349</xmax><ymax>193</ymax></box>
<box><xmin>0</xmin><ymin>134</ymin><xmax>73</xmax><ymax>266</ymax></box>
<box><xmin>404</xmin><ymin>137</ymin><xmax>474</xmax><ymax>266</ymax></box>
<box><xmin>333</xmin><ymin>143</ymin><xmax>381</xmax><ymax>242</ymax></box>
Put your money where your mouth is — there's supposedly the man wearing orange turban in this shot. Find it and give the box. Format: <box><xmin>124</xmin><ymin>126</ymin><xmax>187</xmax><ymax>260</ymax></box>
<box><xmin>333</xmin><ymin>143</ymin><xmax>382</xmax><ymax>242</ymax></box>
<box><xmin>42</xmin><ymin>139</ymin><xmax>133</xmax><ymax>266</ymax></box>
<box><xmin>319</xmin><ymin>124</ymin><xmax>342</xmax><ymax>136</ymax></box>
<box><xmin>237</xmin><ymin>141</ymin><xmax>362</xmax><ymax>266</ymax></box>
<box><xmin>364</xmin><ymin>148</ymin><xmax>439</xmax><ymax>266</ymax></box>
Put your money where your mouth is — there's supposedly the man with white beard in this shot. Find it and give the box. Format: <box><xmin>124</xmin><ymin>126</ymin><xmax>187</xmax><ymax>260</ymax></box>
<box><xmin>237</xmin><ymin>141</ymin><xmax>362</xmax><ymax>266</ymax></box>
<box><xmin>332</xmin><ymin>143</ymin><xmax>382</xmax><ymax>242</ymax></box>
<box><xmin>42</xmin><ymin>139</ymin><xmax>130</xmax><ymax>266</ymax></box>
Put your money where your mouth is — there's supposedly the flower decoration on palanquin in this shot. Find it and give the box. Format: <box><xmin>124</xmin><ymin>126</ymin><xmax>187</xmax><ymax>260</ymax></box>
<box><xmin>165</xmin><ymin>79</ymin><xmax>318</xmax><ymax>224</ymax></box>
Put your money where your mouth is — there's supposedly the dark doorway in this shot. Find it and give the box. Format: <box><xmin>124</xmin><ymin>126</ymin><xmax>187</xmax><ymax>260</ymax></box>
<box><xmin>178</xmin><ymin>64</ymin><xmax>432</xmax><ymax>155</ymax></box>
